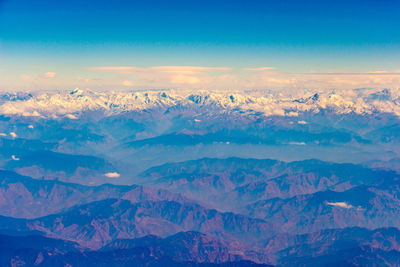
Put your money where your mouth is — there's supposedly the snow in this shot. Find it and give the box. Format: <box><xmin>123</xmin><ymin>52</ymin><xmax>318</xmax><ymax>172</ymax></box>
<box><xmin>0</xmin><ymin>88</ymin><xmax>399</xmax><ymax>118</ymax></box>
<box><xmin>65</xmin><ymin>114</ymin><xmax>78</xmax><ymax>119</ymax></box>
<box><xmin>326</xmin><ymin>201</ymin><xmax>354</xmax><ymax>209</ymax></box>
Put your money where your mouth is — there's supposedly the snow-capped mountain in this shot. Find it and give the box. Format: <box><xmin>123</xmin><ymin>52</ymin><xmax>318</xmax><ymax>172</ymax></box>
<box><xmin>1</xmin><ymin>88</ymin><xmax>399</xmax><ymax>118</ymax></box>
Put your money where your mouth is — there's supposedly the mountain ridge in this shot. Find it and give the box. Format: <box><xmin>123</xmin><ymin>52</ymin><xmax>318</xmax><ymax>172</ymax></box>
<box><xmin>1</xmin><ymin>88</ymin><xmax>400</xmax><ymax>118</ymax></box>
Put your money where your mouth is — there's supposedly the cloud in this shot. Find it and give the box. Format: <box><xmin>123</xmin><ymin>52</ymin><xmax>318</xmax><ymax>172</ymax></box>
<box><xmin>83</xmin><ymin>66</ymin><xmax>400</xmax><ymax>90</ymax></box>
<box><xmin>89</xmin><ymin>66</ymin><xmax>140</xmax><ymax>74</ymax></box>
<box><xmin>21</xmin><ymin>74</ymin><xmax>31</xmax><ymax>81</ymax></box>
<box><xmin>293</xmin><ymin>71</ymin><xmax>400</xmax><ymax>89</ymax></box>
<box><xmin>40</xmin><ymin>72</ymin><xmax>56</xmax><ymax>78</ymax></box>
<box><xmin>325</xmin><ymin>201</ymin><xmax>354</xmax><ymax>209</ymax></box>
<box><xmin>65</xmin><ymin>114</ymin><xmax>78</xmax><ymax>119</ymax></box>
<box><xmin>11</xmin><ymin>155</ymin><xmax>20</xmax><ymax>161</ymax></box>
<box><xmin>170</xmin><ymin>75</ymin><xmax>201</xmax><ymax>84</ymax></box>
<box><xmin>0</xmin><ymin>133</ymin><xmax>6</xmax><ymax>137</ymax></box>
<box><xmin>241</xmin><ymin>70</ymin><xmax>400</xmax><ymax>90</ymax></box>
<box><xmin>89</xmin><ymin>66</ymin><xmax>232</xmax><ymax>74</ymax></box>
<box><xmin>122</xmin><ymin>80</ymin><xmax>134</xmax><ymax>86</ymax></box>
<box><xmin>301</xmin><ymin>71</ymin><xmax>400</xmax><ymax>76</ymax></box>
<box><xmin>88</xmin><ymin>65</ymin><xmax>232</xmax><ymax>88</ymax></box>
<box><xmin>150</xmin><ymin>66</ymin><xmax>231</xmax><ymax>73</ymax></box>
<box><xmin>28</xmin><ymin>125</ymin><xmax>34</xmax><ymax>129</ymax></box>
<box><xmin>77</xmin><ymin>77</ymin><xmax>90</xmax><ymax>82</ymax></box>
<box><xmin>288</xmin><ymin>141</ymin><xmax>306</xmax><ymax>145</ymax></box>
<box><xmin>104</xmin><ymin>172</ymin><xmax>120</xmax><ymax>178</ymax></box>
<box><xmin>243</xmin><ymin>67</ymin><xmax>275</xmax><ymax>71</ymax></box>
<box><xmin>9</xmin><ymin>132</ymin><xmax>17</xmax><ymax>138</ymax></box>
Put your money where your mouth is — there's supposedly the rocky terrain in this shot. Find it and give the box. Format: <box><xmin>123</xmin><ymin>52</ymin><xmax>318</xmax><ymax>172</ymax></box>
<box><xmin>1</xmin><ymin>89</ymin><xmax>400</xmax><ymax>266</ymax></box>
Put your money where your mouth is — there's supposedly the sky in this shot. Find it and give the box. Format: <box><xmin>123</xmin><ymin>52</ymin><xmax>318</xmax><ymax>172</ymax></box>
<box><xmin>0</xmin><ymin>0</ymin><xmax>400</xmax><ymax>91</ymax></box>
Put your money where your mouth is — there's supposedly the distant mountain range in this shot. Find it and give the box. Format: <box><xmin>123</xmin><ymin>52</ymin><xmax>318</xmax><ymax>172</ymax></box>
<box><xmin>1</xmin><ymin>88</ymin><xmax>399</xmax><ymax>118</ymax></box>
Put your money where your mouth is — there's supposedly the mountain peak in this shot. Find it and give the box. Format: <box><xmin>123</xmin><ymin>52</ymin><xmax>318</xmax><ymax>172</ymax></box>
<box><xmin>0</xmin><ymin>88</ymin><xmax>399</xmax><ymax>118</ymax></box>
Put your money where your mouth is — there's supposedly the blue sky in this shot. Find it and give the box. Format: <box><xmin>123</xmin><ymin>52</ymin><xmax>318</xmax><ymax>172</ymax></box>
<box><xmin>0</xmin><ymin>0</ymin><xmax>400</xmax><ymax>90</ymax></box>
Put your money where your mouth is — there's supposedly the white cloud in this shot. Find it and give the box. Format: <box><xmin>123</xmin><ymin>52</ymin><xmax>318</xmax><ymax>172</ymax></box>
<box><xmin>150</xmin><ymin>66</ymin><xmax>232</xmax><ymax>74</ymax></box>
<box><xmin>298</xmin><ymin>120</ymin><xmax>307</xmax><ymax>125</ymax></box>
<box><xmin>9</xmin><ymin>132</ymin><xmax>17</xmax><ymax>138</ymax></box>
<box><xmin>290</xmin><ymin>71</ymin><xmax>400</xmax><ymax>89</ymax></box>
<box><xmin>40</xmin><ymin>72</ymin><xmax>56</xmax><ymax>78</ymax></box>
<box><xmin>88</xmin><ymin>66</ymin><xmax>140</xmax><ymax>74</ymax></box>
<box><xmin>65</xmin><ymin>114</ymin><xmax>78</xmax><ymax>119</ymax></box>
<box><xmin>243</xmin><ymin>67</ymin><xmax>275</xmax><ymax>71</ymax></box>
<box><xmin>302</xmin><ymin>71</ymin><xmax>400</xmax><ymax>76</ymax></box>
<box><xmin>104</xmin><ymin>172</ymin><xmax>120</xmax><ymax>178</ymax></box>
<box><xmin>85</xmin><ymin>65</ymin><xmax>400</xmax><ymax>90</ymax></box>
<box><xmin>89</xmin><ymin>66</ymin><xmax>231</xmax><ymax>74</ymax></box>
<box><xmin>11</xmin><ymin>155</ymin><xmax>20</xmax><ymax>161</ymax></box>
<box><xmin>288</xmin><ymin>142</ymin><xmax>306</xmax><ymax>145</ymax></box>
<box><xmin>122</xmin><ymin>80</ymin><xmax>134</xmax><ymax>86</ymax></box>
<box><xmin>326</xmin><ymin>201</ymin><xmax>354</xmax><ymax>209</ymax></box>
<box><xmin>28</xmin><ymin>124</ymin><xmax>34</xmax><ymax>129</ymax></box>
<box><xmin>0</xmin><ymin>133</ymin><xmax>6</xmax><ymax>137</ymax></box>
<box><xmin>170</xmin><ymin>75</ymin><xmax>201</xmax><ymax>85</ymax></box>
<box><xmin>77</xmin><ymin>77</ymin><xmax>90</xmax><ymax>82</ymax></box>
<box><xmin>21</xmin><ymin>74</ymin><xmax>31</xmax><ymax>81</ymax></box>
<box><xmin>88</xmin><ymin>66</ymin><xmax>233</xmax><ymax>88</ymax></box>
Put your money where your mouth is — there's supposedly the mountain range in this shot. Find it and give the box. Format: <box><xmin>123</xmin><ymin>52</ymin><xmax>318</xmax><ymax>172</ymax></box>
<box><xmin>1</xmin><ymin>89</ymin><xmax>400</xmax><ymax>266</ymax></box>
